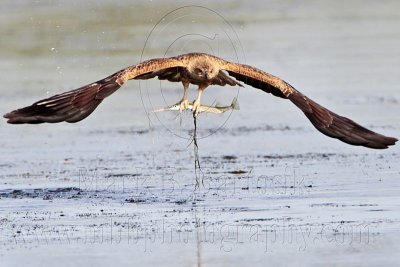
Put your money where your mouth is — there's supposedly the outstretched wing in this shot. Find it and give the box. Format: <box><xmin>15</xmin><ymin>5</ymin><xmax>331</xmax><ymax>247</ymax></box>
<box><xmin>4</xmin><ymin>58</ymin><xmax>185</xmax><ymax>124</ymax></box>
<box><xmin>222</xmin><ymin>62</ymin><xmax>397</xmax><ymax>149</ymax></box>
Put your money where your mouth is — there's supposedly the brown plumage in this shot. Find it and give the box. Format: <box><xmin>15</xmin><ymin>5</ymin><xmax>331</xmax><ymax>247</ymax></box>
<box><xmin>4</xmin><ymin>52</ymin><xmax>397</xmax><ymax>149</ymax></box>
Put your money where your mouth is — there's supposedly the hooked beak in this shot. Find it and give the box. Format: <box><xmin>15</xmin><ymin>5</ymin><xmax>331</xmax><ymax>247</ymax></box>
<box><xmin>204</xmin><ymin>71</ymin><xmax>209</xmax><ymax>80</ymax></box>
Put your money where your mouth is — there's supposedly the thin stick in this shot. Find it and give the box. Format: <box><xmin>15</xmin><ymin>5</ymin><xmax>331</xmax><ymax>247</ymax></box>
<box><xmin>192</xmin><ymin>113</ymin><xmax>204</xmax><ymax>189</ymax></box>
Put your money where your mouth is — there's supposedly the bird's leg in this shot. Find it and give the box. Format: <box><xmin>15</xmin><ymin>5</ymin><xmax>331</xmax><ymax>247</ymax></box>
<box><xmin>192</xmin><ymin>84</ymin><xmax>207</xmax><ymax>117</ymax></box>
<box><xmin>176</xmin><ymin>80</ymin><xmax>190</xmax><ymax>112</ymax></box>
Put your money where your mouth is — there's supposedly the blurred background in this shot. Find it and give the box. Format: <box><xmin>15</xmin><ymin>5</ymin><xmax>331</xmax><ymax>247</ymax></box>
<box><xmin>0</xmin><ymin>1</ymin><xmax>399</xmax><ymax>266</ymax></box>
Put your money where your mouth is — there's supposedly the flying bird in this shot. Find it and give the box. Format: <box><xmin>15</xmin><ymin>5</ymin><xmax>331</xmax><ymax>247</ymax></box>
<box><xmin>3</xmin><ymin>52</ymin><xmax>397</xmax><ymax>149</ymax></box>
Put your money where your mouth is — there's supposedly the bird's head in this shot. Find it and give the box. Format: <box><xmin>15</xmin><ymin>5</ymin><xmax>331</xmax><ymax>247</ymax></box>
<box><xmin>188</xmin><ymin>59</ymin><xmax>218</xmax><ymax>81</ymax></box>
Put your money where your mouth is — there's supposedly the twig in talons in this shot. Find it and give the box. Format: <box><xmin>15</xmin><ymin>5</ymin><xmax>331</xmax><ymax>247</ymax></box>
<box><xmin>153</xmin><ymin>98</ymin><xmax>240</xmax><ymax>189</ymax></box>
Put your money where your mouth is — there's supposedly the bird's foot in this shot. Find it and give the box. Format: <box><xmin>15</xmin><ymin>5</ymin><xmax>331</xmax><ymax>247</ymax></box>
<box><xmin>176</xmin><ymin>98</ymin><xmax>190</xmax><ymax>112</ymax></box>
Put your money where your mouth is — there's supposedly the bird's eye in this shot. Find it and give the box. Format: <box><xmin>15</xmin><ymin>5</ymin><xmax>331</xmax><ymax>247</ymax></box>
<box><xmin>195</xmin><ymin>68</ymin><xmax>203</xmax><ymax>74</ymax></box>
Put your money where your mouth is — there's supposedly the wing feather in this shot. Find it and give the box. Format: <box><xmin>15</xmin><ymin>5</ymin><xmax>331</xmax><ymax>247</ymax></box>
<box><xmin>4</xmin><ymin>58</ymin><xmax>185</xmax><ymax>124</ymax></box>
<box><xmin>222</xmin><ymin>62</ymin><xmax>397</xmax><ymax>149</ymax></box>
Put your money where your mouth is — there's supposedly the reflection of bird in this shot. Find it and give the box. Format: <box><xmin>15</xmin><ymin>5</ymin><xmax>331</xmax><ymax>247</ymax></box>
<box><xmin>4</xmin><ymin>52</ymin><xmax>397</xmax><ymax>149</ymax></box>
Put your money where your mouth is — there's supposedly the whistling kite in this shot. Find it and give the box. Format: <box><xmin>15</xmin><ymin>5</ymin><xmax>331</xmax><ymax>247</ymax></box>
<box><xmin>4</xmin><ymin>53</ymin><xmax>397</xmax><ymax>149</ymax></box>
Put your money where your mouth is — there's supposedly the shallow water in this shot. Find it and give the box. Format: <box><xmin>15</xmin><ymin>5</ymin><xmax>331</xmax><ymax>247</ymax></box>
<box><xmin>1</xmin><ymin>1</ymin><xmax>400</xmax><ymax>266</ymax></box>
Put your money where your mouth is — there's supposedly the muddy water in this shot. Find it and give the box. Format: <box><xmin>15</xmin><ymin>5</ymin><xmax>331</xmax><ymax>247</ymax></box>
<box><xmin>1</xmin><ymin>1</ymin><xmax>400</xmax><ymax>266</ymax></box>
